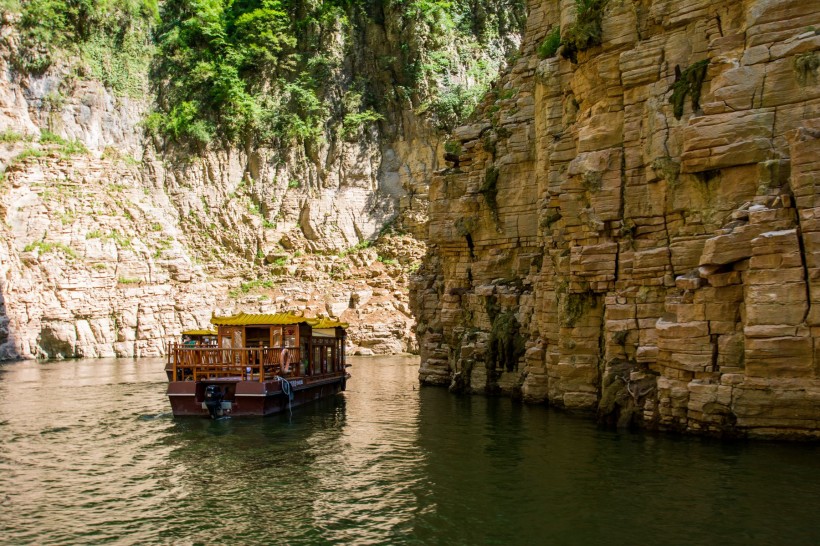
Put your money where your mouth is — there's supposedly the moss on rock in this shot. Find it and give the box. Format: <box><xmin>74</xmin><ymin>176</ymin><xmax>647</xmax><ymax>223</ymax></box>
<box><xmin>794</xmin><ymin>51</ymin><xmax>819</xmax><ymax>86</ymax></box>
<box><xmin>560</xmin><ymin>0</ymin><xmax>608</xmax><ymax>62</ymax></box>
<box><xmin>479</xmin><ymin>166</ymin><xmax>500</xmax><ymax>223</ymax></box>
<box><xmin>669</xmin><ymin>59</ymin><xmax>709</xmax><ymax>119</ymax></box>
<box><xmin>484</xmin><ymin>297</ymin><xmax>525</xmax><ymax>374</ymax></box>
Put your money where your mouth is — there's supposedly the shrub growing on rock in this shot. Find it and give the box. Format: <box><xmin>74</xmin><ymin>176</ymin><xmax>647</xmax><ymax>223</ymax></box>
<box><xmin>560</xmin><ymin>0</ymin><xmax>608</xmax><ymax>62</ymax></box>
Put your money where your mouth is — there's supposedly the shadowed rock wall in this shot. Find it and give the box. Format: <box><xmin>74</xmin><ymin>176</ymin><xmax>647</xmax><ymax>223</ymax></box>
<box><xmin>411</xmin><ymin>0</ymin><xmax>820</xmax><ymax>438</ymax></box>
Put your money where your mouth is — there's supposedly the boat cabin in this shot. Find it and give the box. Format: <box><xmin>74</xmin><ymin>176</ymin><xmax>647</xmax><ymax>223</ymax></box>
<box><xmin>211</xmin><ymin>313</ymin><xmax>347</xmax><ymax>377</ymax></box>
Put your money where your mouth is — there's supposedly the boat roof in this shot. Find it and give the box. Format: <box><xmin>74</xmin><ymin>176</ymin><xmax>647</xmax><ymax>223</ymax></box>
<box><xmin>210</xmin><ymin>312</ymin><xmax>319</xmax><ymax>327</ymax></box>
<box><xmin>182</xmin><ymin>329</ymin><xmax>217</xmax><ymax>336</ymax></box>
<box><xmin>312</xmin><ymin>318</ymin><xmax>349</xmax><ymax>329</ymax></box>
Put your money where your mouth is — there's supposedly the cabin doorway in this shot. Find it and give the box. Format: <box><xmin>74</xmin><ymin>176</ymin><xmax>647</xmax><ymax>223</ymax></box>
<box><xmin>245</xmin><ymin>327</ymin><xmax>270</xmax><ymax>348</ymax></box>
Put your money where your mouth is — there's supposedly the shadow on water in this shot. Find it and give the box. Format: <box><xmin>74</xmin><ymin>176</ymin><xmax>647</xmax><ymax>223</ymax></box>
<box><xmin>411</xmin><ymin>387</ymin><xmax>820</xmax><ymax>546</ymax></box>
<box><xmin>1</xmin><ymin>355</ymin><xmax>819</xmax><ymax>545</ymax></box>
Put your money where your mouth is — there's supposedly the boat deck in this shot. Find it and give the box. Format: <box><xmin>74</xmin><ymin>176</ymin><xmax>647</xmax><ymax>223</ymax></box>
<box><xmin>166</xmin><ymin>344</ymin><xmax>348</xmax><ymax>417</ymax></box>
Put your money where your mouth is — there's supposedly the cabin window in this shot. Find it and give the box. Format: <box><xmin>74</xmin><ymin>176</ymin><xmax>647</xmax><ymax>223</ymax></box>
<box><xmin>272</xmin><ymin>327</ymin><xmax>282</xmax><ymax>347</ymax></box>
<box><xmin>314</xmin><ymin>346</ymin><xmax>322</xmax><ymax>374</ymax></box>
<box><xmin>246</xmin><ymin>327</ymin><xmax>269</xmax><ymax>347</ymax></box>
<box><xmin>284</xmin><ymin>327</ymin><xmax>297</xmax><ymax>348</ymax></box>
<box><xmin>316</xmin><ymin>342</ymin><xmax>333</xmax><ymax>373</ymax></box>
<box><xmin>300</xmin><ymin>339</ymin><xmax>309</xmax><ymax>375</ymax></box>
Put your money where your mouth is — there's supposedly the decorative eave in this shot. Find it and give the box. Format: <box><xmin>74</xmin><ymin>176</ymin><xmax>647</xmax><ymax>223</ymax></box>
<box><xmin>312</xmin><ymin>319</ymin><xmax>349</xmax><ymax>329</ymax></box>
<box><xmin>210</xmin><ymin>312</ymin><xmax>319</xmax><ymax>327</ymax></box>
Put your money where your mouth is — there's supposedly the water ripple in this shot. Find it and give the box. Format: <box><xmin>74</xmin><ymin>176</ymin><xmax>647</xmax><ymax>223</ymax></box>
<box><xmin>1</xmin><ymin>356</ymin><xmax>820</xmax><ymax>544</ymax></box>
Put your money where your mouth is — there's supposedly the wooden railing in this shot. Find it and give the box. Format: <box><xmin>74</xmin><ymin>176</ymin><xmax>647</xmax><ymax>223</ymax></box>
<box><xmin>167</xmin><ymin>343</ymin><xmax>301</xmax><ymax>382</ymax></box>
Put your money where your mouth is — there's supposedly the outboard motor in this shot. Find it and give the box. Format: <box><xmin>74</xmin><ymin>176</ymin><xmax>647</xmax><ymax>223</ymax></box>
<box><xmin>204</xmin><ymin>385</ymin><xmax>224</xmax><ymax>419</ymax></box>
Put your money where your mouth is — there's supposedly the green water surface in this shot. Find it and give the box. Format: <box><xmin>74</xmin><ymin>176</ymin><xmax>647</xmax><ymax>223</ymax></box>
<box><xmin>1</xmin><ymin>356</ymin><xmax>819</xmax><ymax>545</ymax></box>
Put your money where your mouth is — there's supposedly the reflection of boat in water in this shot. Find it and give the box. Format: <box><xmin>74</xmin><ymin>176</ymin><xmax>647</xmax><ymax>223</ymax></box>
<box><xmin>166</xmin><ymin>313</ymin><xmax>349</xmax><ymax>418</ymax></box>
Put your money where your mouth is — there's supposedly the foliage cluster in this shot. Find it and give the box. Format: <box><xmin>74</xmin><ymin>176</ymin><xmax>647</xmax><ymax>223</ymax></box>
<box><xmin>40</xmin><ymin>130</ymin><xmax>88</xmax><ymax>156</ymax></box>
<box><xmin>10</xmin><ymin>0</ymin><xmax>157</xmax><ymax>95</ymax></box>
<box><xmin>793</xmin><ymin>52</ymin><xmax>819</xmax><ymax>86</ymax></box>
<box><xmin>669</xmin><ymin>59</ymin><xmax>709</xmax><ymax>119</ymax></box>
<box><xmin>443</xmin><ymin>139</ymin><xmax>461</xmax><ymax>156</ymax></box>
<box><xmin>10</xmin><ymin>0</ymin><xmax>525</xmax><ymax>147</ymax></box>
<box><xmin>537</xmin><ymin>26</ymin><xmax>561</xmax><ymax>59</ymax></box>
<box><xmin>228</xmin><ymin>278</ymin><xmax>275</xmax><ymax>298</ymax></box>
<box><xmin>560</xmin><ymin>0</ymin><xmax>607</xmax><ymax>62</ymax></box>
<box><xmin>484</xmin><ymin>298</ymin><xmax>525</xmax><ymax>374</ymax></box>
<box><xmin>86</xmin><ymin>229</ymin><xmax>133</xmax><ymax>249</ymax></box>
<box><xmin>407</xmin><ymin>0</ymin><xmax>525</xmax><ymax>131</ymax></box>
<box><xmin>561</xmin><ymin>291</ymin><xmax>596</xmax><ymax>328</ymax></box>
<box><xmin>149</xmin><ymin>0</ymin><xmax>351</xmax><ymax>146</ymax></box>
<box><xmin>0</xmin><ymin>130</ymin><xmax>30</xmax><ymax>142</ymax></box>
<box><xmin>338</xmin><ymin>239</ymin><xmax>371</xmax><ymax>257</ymax></box>
<box><xmin>342</xmin><ymin>109</ymin><xmax>383</xmax><ymax>140</ymax></box>
<box><xmin>149</xmin><ymin>0</ymin><xmax>523</xmax><ymax>145</ymax></box>
<box><xmin>425</xmin><ymin>82</ymin><xmax>490</xmax><ymax>132</ymax></box>
<box><xmin>23</xmin><ymin>240</ymin><xmax>77</xmax><ymax>259</ymax></box>
<box><xmin>10</xmin><ymin>147</ymin><xmax>45</xmax><ymax>165</ymax></box>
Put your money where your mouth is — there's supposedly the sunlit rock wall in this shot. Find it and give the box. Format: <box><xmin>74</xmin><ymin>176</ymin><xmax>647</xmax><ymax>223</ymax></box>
<box><xmin>411</xmin><ymin>0</ymin><xmax>820</xmax><ymax>438</ymax></box>
<box><xmin>0</xmin><ymin>12</ymin><xmax>441</xmax><ymax>359</ymax></box>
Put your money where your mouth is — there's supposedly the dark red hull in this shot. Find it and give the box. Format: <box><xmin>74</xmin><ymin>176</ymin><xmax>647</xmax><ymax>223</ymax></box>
<box><xmin>167</xmin><ymin>374</ymin><xmax>348</xmax><ymax>417</ymax></box>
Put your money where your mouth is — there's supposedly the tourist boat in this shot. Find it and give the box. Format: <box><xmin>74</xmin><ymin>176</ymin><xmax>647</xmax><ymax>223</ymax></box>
<box><xmin>166</xmin><ymin>313</ymin><xmax>349</xmax><ymax>418</ymax></box>
<box><xmin>180</xmin><ymin>329</ymin><xmax>218</xmax><ymax>346</ymax></box>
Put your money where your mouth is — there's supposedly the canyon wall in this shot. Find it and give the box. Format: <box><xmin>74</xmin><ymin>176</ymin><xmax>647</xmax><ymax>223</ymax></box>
<box><xmin>411</xmin><ymin>0</ymin><xmax>820</xmax><ymax>438</ymax></box>
<box><xmin>0</xmin><ymin>3</ymin><xmax>496</xmax><ymax>359</ymax></box>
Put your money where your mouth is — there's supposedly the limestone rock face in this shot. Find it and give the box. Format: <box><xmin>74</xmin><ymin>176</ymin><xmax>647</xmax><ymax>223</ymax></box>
<box><xmin>0</xmin><ymin>29</ymin><xmax>432</xmax><ymax>360</ymax></box>
<box><xmin>0</xmin><ymin>139</ymin><xmax>425</xmax><ymax>360</ymax></box>
<box><xmin>0</xmin><ymin>153</ymin><xmax>216</xmax><ymax>359</ymax></box>
<box><xmin>411</xmin><ymin>0</ymin><xmax>820</xmax><ymax>439</ymax></box>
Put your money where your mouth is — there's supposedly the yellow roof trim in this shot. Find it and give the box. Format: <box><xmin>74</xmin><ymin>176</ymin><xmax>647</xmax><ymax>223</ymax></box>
<box><xmin>210</xmin><ymin>312</ymin><xmax>319</xmax><ymax>327</ymax></box>
<box><xmin>182</xmin><ymin>329</ymin><xmax>217</xmax><ymax>336</ymax></box>
<box><xmin>312</xmin><ymin>319</ymin><xmax>349</xmax><ymax>329</ymax></box>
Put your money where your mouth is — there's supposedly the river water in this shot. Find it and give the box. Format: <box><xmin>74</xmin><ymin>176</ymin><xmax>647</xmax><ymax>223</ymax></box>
<box><xmin>1</xmin><ymin>356</ymin><xmax>819</xmax><ymax>545</ymax></box>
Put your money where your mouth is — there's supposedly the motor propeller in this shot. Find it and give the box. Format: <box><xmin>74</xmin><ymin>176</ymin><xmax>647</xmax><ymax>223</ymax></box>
<box><xmin>204</xmin><ymin>385</ymin><xmax>224</xmax><ymax>419</ymax></box>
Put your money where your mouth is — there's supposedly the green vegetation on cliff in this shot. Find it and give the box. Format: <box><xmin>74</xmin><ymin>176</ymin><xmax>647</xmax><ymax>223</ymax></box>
<box><xmin>485</xmin><ymin>297</ymin><xmax>525</xmax><ymax>375</ymax></box>
<box><xmin>4</xmin><ymin>0</ymin><xmax>524</xmax><ymax>145</ymax></box>
<box><xmin>148</xmin><ymin>0</ymin><xmax>524</xmax><ymax>146</ymax></box>
<box><xmin>669</xmin><ymin>59</ymin><xmax>709</xmax><ymax>119</ymax></box>
<box><xmin>537</xmin><ymin>26</ymin><xmax>560</xmax><ymax>59</ymax></box>
<box><xmin>560</xmin><ymin>0</ymin><xmax>607</xmax><ymax>62</ymax></box>
<box><xmin>10</xmin><ymin>0</ymin><xmax>157</xmax><ymax>94</ymax></box>
<box><xmin>150</xmin><ymin>0</ymin><xmax>323</xmax><ymax>145</ymax></box>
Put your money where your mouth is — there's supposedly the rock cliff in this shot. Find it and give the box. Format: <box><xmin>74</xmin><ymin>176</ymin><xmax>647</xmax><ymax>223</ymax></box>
<box><xmin>411</xmin><ymin>0</ymin><xmax>820</xmax><ymax>438</ymax></box>
<box><xmin>0</xmin><ymin>2</ymin><xmax>522</xmax><ymax>360</ymax></box>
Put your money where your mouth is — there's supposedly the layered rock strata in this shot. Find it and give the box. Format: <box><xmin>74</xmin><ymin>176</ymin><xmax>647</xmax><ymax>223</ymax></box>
<box><xmin>0</xmin><ymin>149</ymin><xmax>420</xmax><ymax>358</ymax></box>
<box><xmin>0</xmin><ymin>24</ymin><xmax>430</xmax><ymax>359</ymax></box>
<box><xmin>411</xmin><ymin>0</ymin><xmax>820</xmax><ymax>438</ymax></box>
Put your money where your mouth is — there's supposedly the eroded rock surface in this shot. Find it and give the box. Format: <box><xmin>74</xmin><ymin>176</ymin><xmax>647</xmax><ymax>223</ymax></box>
<box><xmin>411</xmin><ymin>0</ymin><xmax>820</xmax><ymax>438</ymax></box>
<box><xmin>0</xmin><ymin>18</ymin><xmax>432</xmax><ymax>359</ymax></box>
